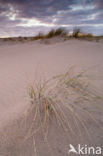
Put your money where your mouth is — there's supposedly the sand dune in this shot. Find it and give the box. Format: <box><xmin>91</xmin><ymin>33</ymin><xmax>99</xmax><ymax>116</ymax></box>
<box><xmin>0</xmin><ymin>39</ymin><xmax>103</xmax><ymax>156</ymax></box>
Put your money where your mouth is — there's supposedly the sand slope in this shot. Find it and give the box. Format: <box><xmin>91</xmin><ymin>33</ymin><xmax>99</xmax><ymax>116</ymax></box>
<box><xmin>0</xmin><ymin>39</ymin><xmax>103</xmax><ymax>156</ymax></box>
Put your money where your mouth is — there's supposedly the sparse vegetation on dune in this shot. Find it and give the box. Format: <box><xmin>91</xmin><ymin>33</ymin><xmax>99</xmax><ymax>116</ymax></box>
<box><xmin>72</xmin><ymin>28</ymin><xmax>81</xmax><ymax>38</ymax></box>
<box><xmin>32</xmin><ymin>32</ymin><xmax>45</xmax><ymax>40</ymax></box>
<box><xmin>46</xmin><ymin>28</ymin><xmax>68</xmax><ymax>38</ymax></box>
<box><xmin>71</xmin><ymin>28</ymin><xmax>102</xmax><ymax>41</ymax></box>
<box><xmin>31</xmin><ymin>27</ymin><xmax>103</xmax><ymax>42</ymax></box>
<box><xmin>1</xmin><ymin>27</ymin><xmax>103</xmax><ymax>43</ymax></box>
<box><xmin>3</xmin><ymin>37</ymin><xmax>14</xmax><ymax>42</ymax></box>
<box><xmin>22</xmin><ymin>68</ymin><xmax>103</xmax><ymax>155</ymax></box>
<box><xmin>31</xmin><ymin>28</ymin><xmax>68</xmax><ymax>41</ymax></box>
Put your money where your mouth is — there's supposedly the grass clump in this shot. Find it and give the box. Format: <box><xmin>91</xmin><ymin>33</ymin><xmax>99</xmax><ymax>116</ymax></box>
<box><xmin>71</xmin><ymin>28</ymin><xmax>102</xmax><ymax>41</ymax></box>
<box><xmin>72</xmin><ymin>28</ymin><xmax>81</xmax><ymax>38</ymax></box>
<box><xmin>19</xmin><ymin>68</ymin><xmax>103</xmax><ymax>156</ymax></box>
<box><xmin>46</xmin><ymin>28</ymin><xmax>68</xmax><ymax>38</ymax></box>
<box><xmin>24</xmin><ymin>68</ymin><xmax>103</xmax><ymax>144</ymax></box>
<box><xmin>32</xmin><ymin>28</ymin><xmax>68</xmax><ymax>41</ymax></box>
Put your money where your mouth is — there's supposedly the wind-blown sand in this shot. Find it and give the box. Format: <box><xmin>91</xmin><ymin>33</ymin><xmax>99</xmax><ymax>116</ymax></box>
<box><xmin>0</xmin><ymin>39</ymin><xmax>103</xmax><ymax>156</ymax></box>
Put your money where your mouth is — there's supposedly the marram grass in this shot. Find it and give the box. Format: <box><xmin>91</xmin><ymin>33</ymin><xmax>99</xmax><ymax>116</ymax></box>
<box><xmin>22</xmin><ymin>68</ymin><xmax>103</xmax><ymax>155</ymax></box>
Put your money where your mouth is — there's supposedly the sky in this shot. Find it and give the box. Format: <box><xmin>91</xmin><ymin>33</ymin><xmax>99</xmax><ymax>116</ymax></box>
<box><xmin>0</xmin><ymin>0</ymin><xmax>103</xmax><ymax>37</ymax></box>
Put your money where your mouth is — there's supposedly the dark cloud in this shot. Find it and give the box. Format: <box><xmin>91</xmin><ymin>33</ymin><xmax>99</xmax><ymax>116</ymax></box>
<box><xmin>0</xmin><ymin>0</ymin><xmax>103</xmax><ymax>37</ymax></box>
<box><xmin>95</xmin><ymin>12</ymin><xmax>103</xmax><ymax>20</ymax></box>
<box><xmin>94</xmin><ymin>0</ymin><xmax>103</xmax><ymax>9</ymax></box>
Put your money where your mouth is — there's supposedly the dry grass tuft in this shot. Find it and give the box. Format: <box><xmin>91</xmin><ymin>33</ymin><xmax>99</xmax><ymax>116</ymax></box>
<box><xmin>22</xmin><ymin>68</ymin><xmax>103</xmax><ymax>155</ymax></box>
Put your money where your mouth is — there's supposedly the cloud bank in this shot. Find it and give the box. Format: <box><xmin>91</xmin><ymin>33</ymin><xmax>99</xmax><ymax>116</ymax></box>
<box><xmin>0</xmin><ymin>0</ymin><xmax>103</xmax><ymax>37</ymax></box>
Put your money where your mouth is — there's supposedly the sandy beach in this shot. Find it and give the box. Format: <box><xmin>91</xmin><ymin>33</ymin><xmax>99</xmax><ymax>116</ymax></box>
<box><xmin>0</xmin><ymin>39</ymin><xmax>103</xmax><ymax>156</ymax></box>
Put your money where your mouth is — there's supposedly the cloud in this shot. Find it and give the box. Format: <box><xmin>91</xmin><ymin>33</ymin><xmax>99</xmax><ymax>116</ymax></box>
<box><xmin>94</xmin><ymin>0</ymin><xmax>103</xmax><ymax>9</ymax></box>
<box><xmin>0</xmin><ymin>0</ymin><xmax>103</xmax><ymax>37</ymax></box>
<box><xmin>0</xmin><ymin>0</ymin><xmax>74</xmax><ymax>17</ymax></box>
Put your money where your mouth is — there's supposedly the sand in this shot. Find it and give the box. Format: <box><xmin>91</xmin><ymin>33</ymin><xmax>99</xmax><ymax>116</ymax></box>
<box><xmin>0</xmin><ymin>39</ymin><xmax>103</xmax><ymax>156</ymax></box>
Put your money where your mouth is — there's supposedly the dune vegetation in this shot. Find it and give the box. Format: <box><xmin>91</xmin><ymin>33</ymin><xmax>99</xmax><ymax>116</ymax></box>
<box><xmin>1</xmin><ymin>28</ymin><xmax>103</xmax><ymax>43</ymax></box>
<box><xmin>21</xmin><ymin>67</ymin><xmax>103</xmax><ymax>155</ymax></box>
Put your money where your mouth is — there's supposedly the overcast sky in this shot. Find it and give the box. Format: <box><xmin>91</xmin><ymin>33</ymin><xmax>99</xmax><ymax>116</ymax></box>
<box><xmin>0</xmin><ymin>0</ymin><xmax>103</xmax><ymax>37</ymax></box>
